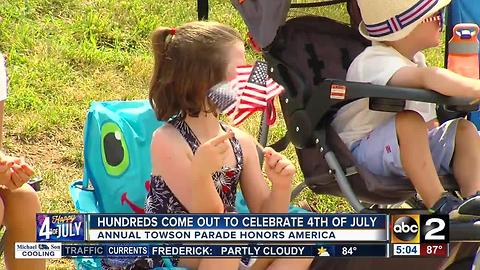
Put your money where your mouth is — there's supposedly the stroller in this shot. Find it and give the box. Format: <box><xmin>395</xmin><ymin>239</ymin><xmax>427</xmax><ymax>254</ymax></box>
<box><xmin>227</xmin><ymin>0</ymin><xmax>480</xmax><ymax>268</ymax></box>
<box><xmin>230</xmin><ymin>0</ymin><xmax>480</xmax><ymax>236</ymax></box>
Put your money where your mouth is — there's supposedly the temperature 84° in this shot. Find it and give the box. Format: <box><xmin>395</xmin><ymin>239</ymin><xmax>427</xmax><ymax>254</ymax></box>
<box><xmin>342</xmin><ymin>246</ymin><xmax>358</xmax><ymax>256</ymax></box>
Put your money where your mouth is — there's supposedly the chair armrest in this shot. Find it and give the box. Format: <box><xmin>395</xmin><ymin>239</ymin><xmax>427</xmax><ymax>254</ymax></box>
<box><xmin>279</xmin><ymin>79</ymin><xmax>478</xmax><ymax>149</ymax></box>
<box><xmin>266</xmin><ymin>52</ymin><xmax>478</xmax><ymax>148</ymax></box>
<box><xmin>304</xmin><ymin>79</ymin><xmax>478</xmax><ymax>131</ymax></box>
<box><xmin>27</xmin><ymin>176</ymin><xmax>42</xmax><ymax>192</ymax></box>
<box><xmin>330</xmin><ymin>79</ymin><xmax>475</xmax><ymax>105</ymax></box>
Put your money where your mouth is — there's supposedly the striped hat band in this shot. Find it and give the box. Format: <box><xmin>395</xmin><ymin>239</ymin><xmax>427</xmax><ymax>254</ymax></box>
<box><xmin>364</xmin><ymin>0</ymin><xmax>438</xmax><ymax>38</ymax></box>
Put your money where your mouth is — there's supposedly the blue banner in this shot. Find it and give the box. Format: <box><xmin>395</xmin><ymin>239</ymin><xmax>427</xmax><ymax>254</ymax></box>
<box><xmin>62</xmin><ymin>244</ymin><xmax>150</xmax><ymax>257</ymax></box>
<box><xmin>89</xmin><ymin>214</ymin><xmax>387</xmax><ymax>229</ymax></box>
<box><xmin>61</xmin><ymin>243</ymin><xmax>388</xmax><ymax>257</ymax></box>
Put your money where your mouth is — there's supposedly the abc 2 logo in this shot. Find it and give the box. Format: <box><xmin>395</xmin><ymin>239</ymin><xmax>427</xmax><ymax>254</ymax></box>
<box><xmin>390</xmin><ymin>215</ymin><xmax>449</xmax><ymax>244</ymax></box>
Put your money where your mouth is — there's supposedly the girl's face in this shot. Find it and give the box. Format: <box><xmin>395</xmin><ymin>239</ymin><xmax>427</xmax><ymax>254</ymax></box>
<box><xmin>204</xmin><ymin>41</ymin><xmax>246</xmax><ymax>116</ymax></box>
<box><xmin>225</xmin><ymin>41</ymin><xmax>247</xmax><ymax>81</ymax></box>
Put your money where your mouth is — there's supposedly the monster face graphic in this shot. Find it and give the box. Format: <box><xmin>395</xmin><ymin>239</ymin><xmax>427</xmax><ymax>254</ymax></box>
<box><xmin>80</xmin><ymin>101</ymin><xmax>163</xmax><ymax>214</ymax></box>
<box><xmin>101</xmin><ymin>122</ymin><xmax>129</xmax><ymax>176</ymax></box>
<box><xmin>72</xmin><ymin>100</ymin><xmax>308</xmax><ymax>216</ymax></box>
<box><xmin>100</xmin><ymin>121</ymin><xmax>150</xmax><ymax>213</ymax></box>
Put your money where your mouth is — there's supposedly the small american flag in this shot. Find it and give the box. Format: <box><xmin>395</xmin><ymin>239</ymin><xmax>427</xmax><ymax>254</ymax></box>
<box><xmin>227</xmin><ymin>61</ymin><xmax>284</xmax><ymax>126</ymax></box>
<box><xmin>330</xmin><ymin>84</ymin><xmax>346</xmax><ymax>100</ymax></box>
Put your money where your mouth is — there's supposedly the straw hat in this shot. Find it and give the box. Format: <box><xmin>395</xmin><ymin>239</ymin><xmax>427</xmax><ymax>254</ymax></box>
<box><xmin>357</xmin><ymin>0</ymin><xmax>451</xmax><ymax>41</ymax></box>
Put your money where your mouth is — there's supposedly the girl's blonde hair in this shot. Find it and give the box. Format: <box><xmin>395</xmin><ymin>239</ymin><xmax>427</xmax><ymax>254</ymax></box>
<box><xmin>149</xmin><ymin>21</ymin><xmax>242</xmax><ymax>121</ymax></box>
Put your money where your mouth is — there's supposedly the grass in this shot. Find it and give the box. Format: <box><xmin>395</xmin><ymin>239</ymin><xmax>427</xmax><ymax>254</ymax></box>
<box><xmin>0</xmin><ymin>0</ymin><xmax>445</xmax><ymax>269</ymax></box>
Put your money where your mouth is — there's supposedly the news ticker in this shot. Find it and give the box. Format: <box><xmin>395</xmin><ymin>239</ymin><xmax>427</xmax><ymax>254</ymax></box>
<box><xmin>36</xmin><ymin>213</ymin><xmax>450</xmax><ymax>243</ymax></box>
<box><xmin>14</xmin><ymin>242</ymin><xmax>449</xmax><ymax>259</ymax></box>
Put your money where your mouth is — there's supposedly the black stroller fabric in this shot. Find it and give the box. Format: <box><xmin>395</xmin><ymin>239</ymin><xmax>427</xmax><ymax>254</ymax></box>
<box><xmin>270</xmin><ymin>16</ymin><xmax>368</xmax><ymax>106</ymax></box>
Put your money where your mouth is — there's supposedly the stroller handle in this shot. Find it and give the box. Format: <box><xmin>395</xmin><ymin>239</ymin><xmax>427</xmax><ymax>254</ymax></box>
<box><xmin>450</xmin><ymin>221</ymin><xmax>480</xmax><ymax>241</ymax></box>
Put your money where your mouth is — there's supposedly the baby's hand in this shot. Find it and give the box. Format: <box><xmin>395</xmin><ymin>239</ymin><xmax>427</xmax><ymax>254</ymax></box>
<box><xmin>263</xmin><ymin>147</ymin><xmax>295</xmax><ymax>190</ymax></box>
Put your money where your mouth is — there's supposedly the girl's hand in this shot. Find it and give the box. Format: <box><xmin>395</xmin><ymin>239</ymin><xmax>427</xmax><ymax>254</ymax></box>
<box><xmin>191</xmin><ymin>130</ymin><xmax>234</xmax><ymax>176</ymax></box>
<box><xmin>0</xmin><ymin>159</ymin><xmax>13</xmax><ymax>189</ymax></box>
<box><xmin>0</xmin><ymin>156</ymin><xmax>34</xmax><ymax>190</ymax></box>
<box><xmin>10</xmin><ymin>161</ymin><xmax>34</xmax><ymax>189</ymax></box>
<box><xmin>263</xmin><ymin>147</ymin><xmax>295</xmax><ymax>190</ymax></box>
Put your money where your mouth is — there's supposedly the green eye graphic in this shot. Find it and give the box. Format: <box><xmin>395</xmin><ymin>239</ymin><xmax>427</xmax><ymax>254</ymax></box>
<box><xmin>101</xmin><ymin>122</ymin><xmax>129</xmax><ymax>176</ymax></box>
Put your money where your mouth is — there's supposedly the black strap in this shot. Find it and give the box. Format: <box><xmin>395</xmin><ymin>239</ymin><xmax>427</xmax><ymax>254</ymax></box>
<box><xmin>197</xmin><ymin>0</ymin><xmax>209</xmax><ymax>20</ymax></box>
<box><xmin>290</xmin><ymin>0</ymin><xmax>347</xmax><ymax>8</ymax></box>
<box><xmin>269</xmin><ymin>133</ymin><xmax>290</xmax><ymax>152</ymax></box>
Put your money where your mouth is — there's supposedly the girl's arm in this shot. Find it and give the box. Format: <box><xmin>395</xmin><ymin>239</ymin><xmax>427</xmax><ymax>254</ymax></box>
<box><xmin>154</xmin><ymin>127</ymin><xmax>240</xmax><ymax>270</ymax></box>
<box><xmin>0</xmin><ymin>53</ymin><xmax>6</xmax><ymax>149</ymax></box>
<box><xmin>0</xmin><ymin>100</ymin><xmax>4</xmax><ymax>148</ymax></box>
<box><xmin>151</xmin><ymin>125</ymin><xmax>229</xmax><ymax>213</ymax></box>
<box><xmin>389</xmin><ymin>66</ymin><xmax>480</xmax><ymax>98</ymax></box>
<box><xmin>235</xmin><ymin>128</ymin><xmax>292</xmax><ymax>213</ymax></box>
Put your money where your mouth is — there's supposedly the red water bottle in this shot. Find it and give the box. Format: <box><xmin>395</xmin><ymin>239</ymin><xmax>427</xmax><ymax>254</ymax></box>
<box><xmin>447</xmin><ymin>23</ymin><xmax>479</xmax><ymax>79</ymax></box>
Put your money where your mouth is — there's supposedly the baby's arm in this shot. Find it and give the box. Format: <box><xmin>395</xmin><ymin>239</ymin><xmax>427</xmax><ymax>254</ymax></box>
<box><xmin>389</xmin><ymin>66</ymin><xmax>480</xmax><ymax>98</ymax></box>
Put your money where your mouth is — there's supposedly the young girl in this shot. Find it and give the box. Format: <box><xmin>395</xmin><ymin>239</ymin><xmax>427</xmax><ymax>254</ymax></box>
<box><xmin>145</xmin><ymin>21</ymin><xmax>313</xmax><ymax>270</ymax></box>
<box><xmin>0</xmin><ymin>53</ymin><xmax>44</xmax><ymax>270</ymax></box>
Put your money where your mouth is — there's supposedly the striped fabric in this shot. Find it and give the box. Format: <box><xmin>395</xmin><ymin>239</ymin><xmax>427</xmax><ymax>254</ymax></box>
<box><xmin>365</xmin><ymin>0</ymin><xmax>438</xmax><ymax>37</ymax></box>
<box><xmin>226</xmin><ymin>61</ymin><xmax>284</xmax><ymax>126</ymax></box>
<box><xmin>422</xmin><ymin>13</ymin><xmax>443</xmax><ymax>29</ymax></box>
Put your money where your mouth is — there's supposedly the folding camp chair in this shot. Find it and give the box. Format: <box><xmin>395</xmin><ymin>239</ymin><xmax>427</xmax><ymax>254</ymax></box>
<box><xmin>69</xmin><ymin>100</ymin><xmax>309</xmax><ymax>269</ymax></box>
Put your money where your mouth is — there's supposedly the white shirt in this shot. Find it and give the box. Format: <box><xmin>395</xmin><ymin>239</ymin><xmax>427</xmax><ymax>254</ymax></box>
<box><xmin>0</xmin><ymin>54</ymin><xmax>7</xmax><ymax>102</ymax></box>
<box><xmin>331</xmin><ymin>42</ymin><xmax>437</xmax><ymax>149</ymax></box>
